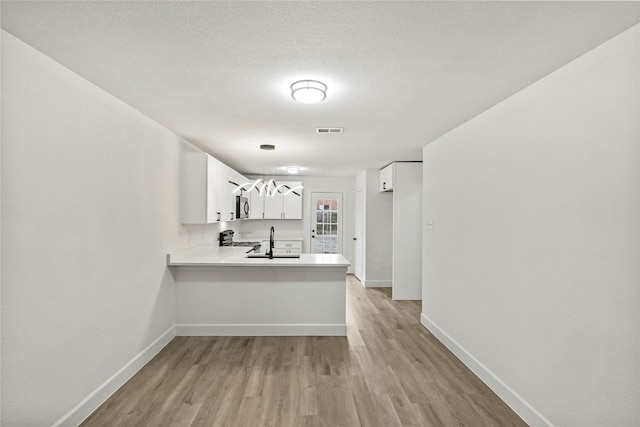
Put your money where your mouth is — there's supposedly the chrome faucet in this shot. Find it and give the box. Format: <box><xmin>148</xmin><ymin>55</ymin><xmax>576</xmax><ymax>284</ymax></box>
<box><xmin>266</xmin><ymin>226</ymin><xmax>275</xmax><ymax>259</ymax></box>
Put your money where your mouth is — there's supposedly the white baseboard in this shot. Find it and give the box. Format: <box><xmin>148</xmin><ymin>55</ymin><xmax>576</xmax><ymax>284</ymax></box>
<box><xmin>420</xmin><ymin>313</ymin><xmax>553</xmax><ymax>427</ymax></box>
<box><xmin>363</xmin><ymin>280</ymin><xmax>392</xmax><ymax>288</ymax></box>
<box><xmin>176</xmin><ymin>323</ymin><xmax>347</xmax><ymax>336</ymax></box>
<box><xmin>53</xmin><ymin>326</ymin><xmax>176</xmax><ymax>427</ymax></box>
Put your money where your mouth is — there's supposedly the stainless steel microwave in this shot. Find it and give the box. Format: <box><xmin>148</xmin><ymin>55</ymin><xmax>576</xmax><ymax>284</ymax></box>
<box><xmin>236</xmin><ymin>196</ymin><xmax>249</xmax><ymax>219</ymax></box>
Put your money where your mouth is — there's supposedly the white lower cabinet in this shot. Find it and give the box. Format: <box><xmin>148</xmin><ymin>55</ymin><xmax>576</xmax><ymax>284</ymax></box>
<box><xmin>274</xmin><ymin>240</ymin><xmax>302</xmax><ymax>255</ymax></box>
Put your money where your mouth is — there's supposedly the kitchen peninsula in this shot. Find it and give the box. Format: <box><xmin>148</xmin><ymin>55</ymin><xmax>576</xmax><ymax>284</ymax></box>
<box><xmin>168</xmin><ymin>245</ymin><xmax>350</xmax><ymax>336</ymax></box>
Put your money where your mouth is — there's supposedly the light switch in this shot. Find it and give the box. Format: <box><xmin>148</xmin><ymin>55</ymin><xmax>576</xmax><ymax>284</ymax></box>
<box><xmin>426</xmin><ymin>220</ymin><xmax>434</xmax><ymax>231</ymax></box>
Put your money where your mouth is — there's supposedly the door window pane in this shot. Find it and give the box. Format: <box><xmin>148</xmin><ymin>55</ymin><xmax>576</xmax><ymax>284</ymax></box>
<box><xmin>314</xmin><ymin>196</ymin><xmax>339</xmax><ymax>254</ymax></box>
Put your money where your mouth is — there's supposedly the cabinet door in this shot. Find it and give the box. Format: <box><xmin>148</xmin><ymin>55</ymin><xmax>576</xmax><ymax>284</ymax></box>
<box><xmin>379</xmin><ymin>164</ymin><xmax>394</xmax><ymax>192</ymax></box>
<box><xmin>181</xmin><ymin>152</ymin><xmax>219</xmax><ymax>224</ymax></box>
<box><xmin>249</xmin><ymin>187</ymin><xmax>264</xmax><ymax>219</ymax></box>
<box><xmin>263</xmin><ymin>192</ymin><xmax>283</xmax><ymax>219</ymax></box>
<box><xmin>282</xmin><ymin>181</ymin><xmax>303</xmax><ymax>219</ymax></box>
<box><xmin>227</xmin><ymin>170</ymin><xmax>248</xmax><ymax>221</ymax></box>
<box><xmin>205</xmin><ymin>156</ymin><xmax>218</xmax><ymax>222</ymax></box>
<box><xmin>216</xmin><ymin>162</ymin><xmax>234</xmax><ymax>222</ymax></box>
<box><xmin>275</xmin><ymin>240</ymin><xmax>302</xmax><ymax>254</ymax></box>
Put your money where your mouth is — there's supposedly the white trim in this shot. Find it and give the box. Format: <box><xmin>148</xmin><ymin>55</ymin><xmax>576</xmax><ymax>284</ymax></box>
<box><xmin>363</xmin><ymin>279</ymin><xmax>392</xmax><ymax>288</ymax></box>
<box><xmin>420</xmin><ymin>313</ymin><xmax>554</xmax><ymax>427</ymax></box>
<box><xmin>52</xmin><ymin>326</ymin><xmax>176</xmax><ymax>427</ymax></box>
<box><xmin>176</xmin><ymin>323</ymin><xmax>347</xmax><ymax>336</ymax></box>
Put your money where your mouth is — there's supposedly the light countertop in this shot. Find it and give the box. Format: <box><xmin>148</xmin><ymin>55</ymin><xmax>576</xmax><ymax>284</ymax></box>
<box><xmin>168</xmin><ymin>245</ymin><xmax>350</xmax><ymax>268</ymax></box>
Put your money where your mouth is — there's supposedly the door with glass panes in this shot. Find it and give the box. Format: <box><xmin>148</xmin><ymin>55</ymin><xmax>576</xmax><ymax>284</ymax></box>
<box><xmin>310</xmin><ymin>192</ymin><xmax>343</xmax><ymax>254</ymax></box>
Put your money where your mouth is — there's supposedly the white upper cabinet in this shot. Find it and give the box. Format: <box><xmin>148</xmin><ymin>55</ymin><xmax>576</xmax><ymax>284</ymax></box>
<box><xmin>379</xmin><ymin>163</ymin><xmax>394</xmax><ymax>192</ymax></box>
<box><xmin>250</xmin><ymin>181</ymin><xmax>303</xmax><ymax>220</ymax></box>
<box><xmin>214</xmin><ymin>158</ymin><xmax>240</xmax><ymax>222</ymax></box>
<box><xmin>249</xmin><ymin>186</ymin><xmax>265</xmax><ymax>219</ymax></box>
<box><xmin>226</xmin><ymin>169</ymin><xmax>247</xmax><ymax>221</ymax></box>
<box><xmin>263</xmin><ymin>188</ymin><xmax>284</xmax><ymax>219</ymax></box>
<box><xmin>282</xmin><ymin>182</ymin><xmax>303</xmax><ymax>219</ymax></box>
<box><xmin>182</xmin><ymin>154</ymin><xmax>302</xmax><ymax>223</ymax></box>
<box><xmin>181</xmin><ymin>152</ymin><xmax>252</xmax><ymax>224</ymax></box>
<box><xmin>181</xmin><ymin>152</ymin><xmax>220</xmax><ymax>224</ymax></box>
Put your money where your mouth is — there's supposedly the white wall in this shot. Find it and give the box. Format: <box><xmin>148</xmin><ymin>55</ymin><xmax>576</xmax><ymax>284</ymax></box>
<box><xmin>421</xmin><ymin>25</ymin><xmax>639</xmax><ymax>427</ymax></box>
<box><xmin>391</xmin><ymin>163</ymin><xmax>422</xmax><ymax>300</ymax></box>
<box><xmin>241</xmin><ymin>175</ymin><xmax>355</xmax><ymax>273</ymax></box>
<box><xmin>354</xmin><ymin>171</ymin><xmax>366</xmax><ymax>281</ymax></box>
<box><xmin>0</xmin><ymin>31</ymin><xmax>221</xmax><ymax>426</ymax></box>
<box><xmin>354</xmin><ymin>169</ymin><xmax>392</xmax><ymax>286</ymax></box>
<box><xmin>0</xmin><ymin>28</ymin><xmax>3</xmax><ymax>426</ymax></box>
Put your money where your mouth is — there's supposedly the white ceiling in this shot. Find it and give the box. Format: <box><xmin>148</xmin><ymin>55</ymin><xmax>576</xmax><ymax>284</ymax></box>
<box><xmin>2</xmin><ymin>1</ymin><xmax>639</xmax><ymax>176</ymax></box>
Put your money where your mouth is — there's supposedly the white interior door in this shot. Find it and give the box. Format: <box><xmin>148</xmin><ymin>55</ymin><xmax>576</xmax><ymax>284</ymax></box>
<box><xmin>310</xmin><ymin>192</ymin><xmax>343</xmax><ymax>254</ymax></box>
<box><xmin>354</xmin><ymin>190</ymin><xmax>363</xmax><ymax>280</ymax></box>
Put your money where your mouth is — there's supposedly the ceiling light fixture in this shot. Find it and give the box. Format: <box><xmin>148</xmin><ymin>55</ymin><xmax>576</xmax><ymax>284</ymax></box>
<box><xmin>290</xmin><ymin>80</ymin><xmax>327</xmax><ymax>104</ymax></box>
<box><xmin>232</xmin><ymin>145</ymin><xmax>304</xmax><ymax>196</ymax></box>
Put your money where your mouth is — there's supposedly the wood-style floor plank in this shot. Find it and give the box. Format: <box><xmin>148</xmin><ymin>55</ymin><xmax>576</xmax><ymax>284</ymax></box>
<box><xmin>81</xmin><ymin>275</ymin><xmax>527</xmax><ymax>427</ymax></box>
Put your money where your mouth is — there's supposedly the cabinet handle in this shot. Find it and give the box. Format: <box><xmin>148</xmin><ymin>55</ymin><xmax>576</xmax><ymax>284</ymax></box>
<box><xmin>383</xmin><ymin>182</ymin><xmax>386</xmax><ymax>190</ymax></box>
<box><xmin>217</xmin><ymin>212</ymin><xmax>221</xmax><ymax>221</ymax></box>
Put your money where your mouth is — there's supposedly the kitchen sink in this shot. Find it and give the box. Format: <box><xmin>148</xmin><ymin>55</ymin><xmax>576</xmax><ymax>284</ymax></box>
<box><xmin>246</xmin><ymin>254</ymin><xmax>301</xmax><ymax>259</ymax></box>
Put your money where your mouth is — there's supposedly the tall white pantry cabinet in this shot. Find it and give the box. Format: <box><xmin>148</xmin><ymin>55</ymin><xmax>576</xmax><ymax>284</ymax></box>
<box><xmin>380</xmin><ymin>162</ymin><xmax>423</xmax><ymax>300</ymax></box>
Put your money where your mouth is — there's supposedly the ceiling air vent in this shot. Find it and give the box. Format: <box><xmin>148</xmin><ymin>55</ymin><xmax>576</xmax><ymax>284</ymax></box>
<box><xmin>316</xmin><ymin>127</ymin><xmax>344</xmax><ymax>134</ymax></box>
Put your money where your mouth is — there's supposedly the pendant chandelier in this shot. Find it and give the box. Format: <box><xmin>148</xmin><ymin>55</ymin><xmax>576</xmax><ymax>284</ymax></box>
<box><xmin>232</xmin><ymin>179</ymin><xmax>303</xmax><ymax>197</ymax></box>
<box><xmin>232</xmin><ymin>144</ymin><xmax>304</xmax><ymax>197</ymax></box>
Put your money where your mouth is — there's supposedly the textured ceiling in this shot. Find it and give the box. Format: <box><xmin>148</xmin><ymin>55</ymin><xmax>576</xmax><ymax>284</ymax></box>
<box><xmin>2</xmin><ymin>1</ymin><xmax>639</xmax><ymax>176</ymax></box>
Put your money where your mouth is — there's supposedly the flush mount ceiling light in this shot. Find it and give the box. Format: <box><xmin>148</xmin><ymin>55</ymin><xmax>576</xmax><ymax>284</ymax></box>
<box><xmin>285</xmin><ymin>167</ymin><xmax>300</xmax><ymax>174</ymax></box>
<box><xmin>290</xmin><ymin>80</ymin><xmax>327</xmax><ymax>104</ymax></box>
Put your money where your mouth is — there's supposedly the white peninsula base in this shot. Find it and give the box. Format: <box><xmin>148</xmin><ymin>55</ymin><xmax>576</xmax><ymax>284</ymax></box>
<box><xmin>168</xmin><ymin>245</ymin><xmax>350</xmax><ymax>336</ymax></box>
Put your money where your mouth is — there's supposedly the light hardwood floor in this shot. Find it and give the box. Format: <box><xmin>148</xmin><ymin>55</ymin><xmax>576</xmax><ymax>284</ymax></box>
<box><xmin>82</xmin><ymin>275</ymin><xmax>527</xmax><ymax>427</ymax></box>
